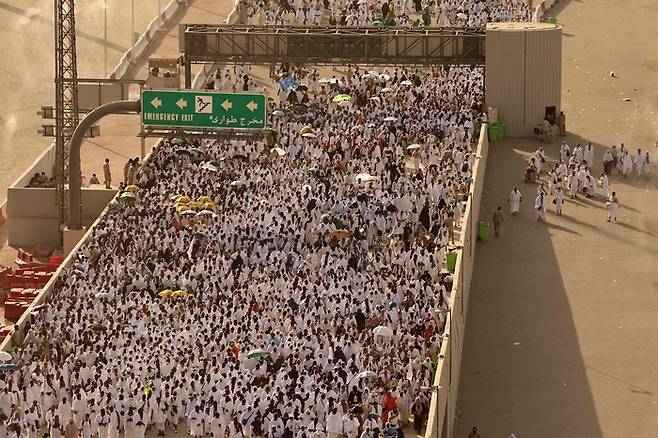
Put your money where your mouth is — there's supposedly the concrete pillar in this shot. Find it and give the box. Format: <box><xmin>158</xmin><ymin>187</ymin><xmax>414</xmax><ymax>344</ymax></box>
<box><xmin>63</xmin><ymin>226</ymin><xmax>87</xmax><ymax>255</ymax></box>
<box><xmin>485</xmin><ymin>23</ymin><xmax>562</xmax><ymax>137</ymax></box>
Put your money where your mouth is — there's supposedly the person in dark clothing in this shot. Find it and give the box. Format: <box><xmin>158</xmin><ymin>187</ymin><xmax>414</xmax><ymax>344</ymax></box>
<box><xmin>419</xmin><ymin>201</ymin><xmax>430</xmax><ymax>231</ymax></box>
<box><xmin>381</xmin><ymin>1</ymin><xmax>390</xmax><ymax>18</ymax></box>
<box><xmin>354</xmin><ymin>309</ymin><xmax>366</xmax><ymax>332</ymax></box>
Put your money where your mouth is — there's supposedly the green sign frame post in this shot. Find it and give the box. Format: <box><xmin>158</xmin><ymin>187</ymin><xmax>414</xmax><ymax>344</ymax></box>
<box><xmin>141</xmin><ymin>90</ymin><xmax>267</xmax><ymax>130</ymax></box>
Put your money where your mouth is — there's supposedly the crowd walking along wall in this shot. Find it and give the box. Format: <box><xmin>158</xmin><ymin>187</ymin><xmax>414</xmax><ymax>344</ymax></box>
<box><xmin>424</xmin><ymin>124</ymin><xmax>489</xmax><ymax>438</ymax></box>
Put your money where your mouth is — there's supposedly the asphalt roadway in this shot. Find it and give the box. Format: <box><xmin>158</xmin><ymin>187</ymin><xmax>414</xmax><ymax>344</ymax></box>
<box><xmin>454</xmin><ymin>0</ymin><xmax>658</xmax><ymax>437</ymax></box>
<box><xmin>0</xmin><ymin>0</ymin><xmax>236</xmax><ymax>203</ymax></box>
<box><xmin>0</xmin><ymin>0</ymin><xmax>171</xmax><ymax>200</ymax></box>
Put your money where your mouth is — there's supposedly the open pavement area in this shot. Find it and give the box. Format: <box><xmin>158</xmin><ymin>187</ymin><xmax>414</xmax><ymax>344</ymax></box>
<box><xmin>455</xmin><ymin>0</ymin><xmax>658</xmax><ymax>437</ymax></box>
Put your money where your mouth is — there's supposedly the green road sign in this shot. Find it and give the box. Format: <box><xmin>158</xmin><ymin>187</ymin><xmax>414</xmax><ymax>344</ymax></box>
<box><xmin>141</xmin><ymin>90</ymin><xmax>267</xmax><ymax>130</ymax></box>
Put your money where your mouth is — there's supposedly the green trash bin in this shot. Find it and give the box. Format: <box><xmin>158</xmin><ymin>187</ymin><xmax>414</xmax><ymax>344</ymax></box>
<box><xmin>478</xmin><ymin>222</ymin><xmax>490</xmax><ymax>241</ymax></box>
<box><xmin>446</xmin><ymin>251</ymin><xmax>458</xmax><ymax>273</ymax></box>
<box><xmin>492</xmin><ymin>122</ymin><xmax>505</xmax><ymax>141</ymax></box>
<box><xmin>488</xmin><ymin>125</ymin><xmax>498</xmax><ymax>143</ymax></box>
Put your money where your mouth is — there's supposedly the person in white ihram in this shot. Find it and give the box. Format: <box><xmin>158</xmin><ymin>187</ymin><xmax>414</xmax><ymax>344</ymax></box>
<box><xmin>508</xmin><ymin>187</ymin><xmax>522</xmax><ymax>215</ymax></box>
<box><xmin>554</xmin><ymin>186</ymin><xmax>565</xmax><ymax>215</ymax></box>
<box><xmin>599</xmin><ymin>171</ymin><xmax>610</xmax><ymax>199</ymax></box>
<box><xmin>607</xmin><ymin>191</ymin><xmax>619</xmax><ymax>222</ymax></box>
<box><xmin>534</xmin><ymin>192</ymin><xmax>547</xmax><ymax>222</ymax></box>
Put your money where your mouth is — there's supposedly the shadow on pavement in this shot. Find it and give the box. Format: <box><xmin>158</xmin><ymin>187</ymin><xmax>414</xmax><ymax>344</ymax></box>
<box><xmin>453</xmin><ymin>137</ymin><xmax>603</xmax><ymax>438</ymax></box>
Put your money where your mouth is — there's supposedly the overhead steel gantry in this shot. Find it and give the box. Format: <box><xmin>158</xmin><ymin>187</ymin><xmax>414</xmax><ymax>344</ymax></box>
<box><xmin>54</xmin><ymin>0</ymin><xmax>80</xmax><ymax>242</ymax></box>
<box><xmin>180</xmin><ymin>25</ymin><xmax>486</xmax><ymax>87</ymax></box>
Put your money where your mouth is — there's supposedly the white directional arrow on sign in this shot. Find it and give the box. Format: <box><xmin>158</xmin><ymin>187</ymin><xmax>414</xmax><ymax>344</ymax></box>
<box><xmin>221</xmin><ymin>99</ymin><xmax>233</xmax><ymax>111</ymax></box>
<box><xmin>176</xmin><ymin>98</ymin><xmax>187</xmax><ymax>110</ymax></box>
<box><xmin>246</xmin><ymin>100</ymin><xmax>258</xmax><ymax>112</ymax></box>
<box><xmin>150</xmin><ymin>97</ymin><xmax>162</xmax><ymax>109</ymax></box>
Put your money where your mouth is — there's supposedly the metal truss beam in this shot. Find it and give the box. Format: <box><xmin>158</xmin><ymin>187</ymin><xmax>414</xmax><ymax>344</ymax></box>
<box><xmin>139</xmin><ymin>127</ymin><xmax>271</xmax><ymax>141</ymax></box>
<box><xmin>182</xmin><ymin>25</ymin><xmax>486</xmax><ymax>69</ymax></box>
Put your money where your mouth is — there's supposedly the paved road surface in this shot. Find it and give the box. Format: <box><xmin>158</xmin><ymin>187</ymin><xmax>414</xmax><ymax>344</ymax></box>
<box><xmin>455</xmin><ymin>0</ymin><xmax>658</xmax><ymax>437</ymax></box>
<box><xmin>0</xmin><ymin>0</ymin><xmax>173</xmax><ymax>200</ymax></box>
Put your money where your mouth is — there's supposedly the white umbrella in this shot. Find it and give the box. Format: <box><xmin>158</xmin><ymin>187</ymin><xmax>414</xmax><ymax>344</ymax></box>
<box><xmin>372</xmin><ymin>325</ymin><xmax>394</xmax><ymax>337</ymax></box>
<box><xmin>196</xmin><ymin>210</ymin><xmax>215</xmax><ymax>216</ymax></box>
<box><xmin>379</xmin><ymin>73</ymin><xmax>391</xmax><ymax>81</ymax></box>
<box><xmin>302</xmin><ymin>132</ymin><xmax>317</xmax><ymax>138</ymax></box>
<box><xmin>230</xmin><ymin>180</ymin><xmax>246</xmax><ymax>187</ymax></box>
<box><xmin>356</xmin><ymin>370</ymin><xmax>377</xmax><ymax>379</ymax></box>
<box><xmin>407</xmin><ymin>143</ymin><xmax>421</xmax><ymax>150</ymax></box>
<box><xmin>0</xmin><ymin>352</ymin><xmax>12</xmax><ymax>362</ymax></box>
<box><xmin>95</xmin><ymin>292</ymin><xmax>110</xmax><ymax>300</ymax></box>
<box><xmin>270</xmin><ymin>147</ymin><xmax>287</xmax><ymax>156</ymax></box>
<box><xmin>201</xmin><ymin>162</ymin><xmax>218</xmax><ymax>172</ymax></box>
<box><xmin>369</xmin><ymin>96</ymin><xmax>381</xmax><ymax>101</ymax></box>
<box><xmin>400</xmin><ymin>80</ymin><xmax>413</xmax><ymax>86</ymax></box>
<box><xmin>356</xmin><ymin>173</ymin><xmax>380</xmax><ymax>182</ymax></box>
<box><xmin>383</xmin><ymin>116</ymin><xmax>397</xmax><ymax>122</ymax></box>
<box><xmin>338</xmin><ymin>100</ymin><xmax>352</xmax><ymax>107</ymax></box>
<box><xmin>272</xmin><ymin>110</ymin><xmax>284</xmax><ymax>116</ymax></box>
<box><xmin>380</xmin><ymin>87</ymin><xmax>394</xmax><ymax>93</ymax></box>
<box><xmin>319</xmin><ymin>78</ymin><xmax>338</xmax><ymax>84</ymax></box>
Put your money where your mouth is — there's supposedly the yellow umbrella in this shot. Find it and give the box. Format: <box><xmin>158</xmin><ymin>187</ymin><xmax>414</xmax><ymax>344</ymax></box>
<box><xmin>178</xmin><ymin>196</ymin><xmax>192</xmax><ymax>204</ymax></box>
<box><xmin>198</xmin><ymin>196</ymin><xmax>213</xmax><ymax>204</ymax></box>
<box><xmin>202</xmin><ymin>202</ymin><xmax>216</xmax><ymax>210</ymax></box>
<box><xmin>187</xmin><ymin>201</ymin><xmax>202</xmax><ymax>211</ymax></box>
<box><xmin>299</xmin><ymin>125</ymin><xmax>312</xmax><ymax>135</ymax></box>
<box><xmin>172</xmin><ymin>290</ymin><xmax>189</xmax><ymax>298</ymax></box>
<box><xmin>158</xmin><ymin>289</ymin><xmax>173</xmax><ymax>298</ymax></box>
<box><xmin>125</xmin><ymin>185</ymin><xmax>140</xmax><ymax>193</ymax></box>
<box><xmin>171</xmin><ymin>194</ymin><xmax>184</xmax><ymax>201</ymax></box>
<box><xmin>175</xmin><ymin>204</ymin><xmax>189</xmax><ymax>213</ymax></box>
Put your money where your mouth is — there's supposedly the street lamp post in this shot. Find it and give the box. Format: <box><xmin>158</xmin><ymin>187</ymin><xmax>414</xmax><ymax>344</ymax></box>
<box><xmin>131</xmin><ymin>0</ymin><xmax>135</xmax><ymax>46</ymax></box>
<box><xmin>104</xmin><ymin>0</ymin><xmax>107</xmax><ymax>77</ymax></box>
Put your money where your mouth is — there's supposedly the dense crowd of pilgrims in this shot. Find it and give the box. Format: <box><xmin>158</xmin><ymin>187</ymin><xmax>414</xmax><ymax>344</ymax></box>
<box><xmin>247</xmin><ymin>0</ymin><xmax>531</xmax><ymax>28</ymax></box>
<box><xmin>0</xmin><ymin>0</ymin><xmax>533</xmax><ymax>437</ymax></box>
<box><xmin>1</xmin><ymin>64</ymin><xmax>484</xmax><ymax>438</ymax></box>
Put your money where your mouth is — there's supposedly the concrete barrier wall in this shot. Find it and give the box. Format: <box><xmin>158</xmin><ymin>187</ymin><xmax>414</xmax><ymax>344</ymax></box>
<box><xmin>9</xmin><ymin>146</ymin><xmax>56</xmax><ymax>189</ymax></box>
<box><xmin>424</xmin><ymin>123</ymin><xmax>489</xmax><ymax>438</ymax></box>
<box><xmin>0</xmin><ymin>189</ymin><xmax>117</xmax><ymax>349</ymax></box>
<box><xmin>7</xmin><ymin>187</ymin><xmax>117</xmax><ymax>248</ymax></box>
<box><xmin>109</xmin><ymin>0</ymin><xmax>190</xmax><ymax>80</ymax></box>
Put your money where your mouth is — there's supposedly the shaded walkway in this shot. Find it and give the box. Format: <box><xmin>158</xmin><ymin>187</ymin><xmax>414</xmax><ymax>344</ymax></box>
<box><xmin>454</xmin><ymin>0</ymin><xmax>658</xmax><ymax>436</ymax></box>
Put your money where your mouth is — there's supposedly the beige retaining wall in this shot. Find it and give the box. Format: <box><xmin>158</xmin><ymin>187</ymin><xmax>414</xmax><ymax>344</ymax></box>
<box><xmin>425</xmin><ymin>123</ymin><xmax>489</xmax><ymax>438</ymax></box>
